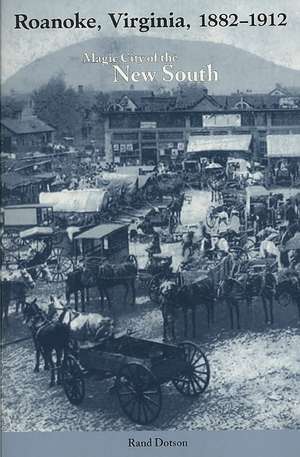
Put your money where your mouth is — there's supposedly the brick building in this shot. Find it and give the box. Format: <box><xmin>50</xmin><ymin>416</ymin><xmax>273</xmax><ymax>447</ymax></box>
<box><xmin>101</xmin><ymin>86</ymin><xmax>300</xmax><ymax>166</ymax></box>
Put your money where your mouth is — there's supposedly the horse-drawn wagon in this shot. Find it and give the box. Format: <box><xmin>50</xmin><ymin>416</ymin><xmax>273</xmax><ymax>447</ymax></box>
<box><xmin>73</xmin><ymin>223</ymin><xmax>131</xmax><ymax>265</ymax></box>
<box><xmin>1</xmin><ymin>203</ymin><xmax>55</xmax><ymax>251</ymax></box>
<box><xmin>65</xmin><ymin>224</ymin><xmax>138</xmax><ymax>311</ymax></box>
<box><xmin>62</xmin><ymin>334</ymin><xmax>210</xmax><ymax>425</ymax></box>
<box><xmin>5</xmin><ymin>226</ymin><xmax>74</xmax><ymax>282</ymax></box>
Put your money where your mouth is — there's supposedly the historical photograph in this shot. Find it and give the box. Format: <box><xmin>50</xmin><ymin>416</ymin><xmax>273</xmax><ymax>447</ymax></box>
<box><xmin>1</xmin><ymin>0</ymin><xmax>300</xmax><ymax>433</ymax></box>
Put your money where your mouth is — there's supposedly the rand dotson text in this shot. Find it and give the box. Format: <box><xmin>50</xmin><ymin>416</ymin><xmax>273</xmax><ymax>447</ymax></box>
<box><xmin>128</xmin><ymin>438</ymin><xmax>188</xmax><ymax>447</ymax></box>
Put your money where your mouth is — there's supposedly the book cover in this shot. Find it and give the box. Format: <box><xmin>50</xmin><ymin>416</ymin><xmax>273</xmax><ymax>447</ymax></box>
<box><xmin>1</xmin><ymin>1</ymin><xmax>299</xmax><ymax>456</ymax></box>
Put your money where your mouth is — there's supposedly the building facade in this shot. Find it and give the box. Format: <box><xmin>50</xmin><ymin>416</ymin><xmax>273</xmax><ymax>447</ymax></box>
<box><xmin>101</xmin><ymin>86</ymin><xmax>300</xmax><ymax>166</ymax></box>
<box><xmin>1</xmin><ymin>112</ymin><xmax>55</xmax><ymax>155</ymax></box>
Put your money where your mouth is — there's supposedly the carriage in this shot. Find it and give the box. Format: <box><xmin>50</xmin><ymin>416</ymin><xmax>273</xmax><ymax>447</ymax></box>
<box><xmin>0</xmin><ymin>204</ymin><xmax>75</xmax><ymax>281</ymax></box>
<box><xmin>5</xmin><ymin>226</ymin><xmax>74</xmax><ymax>282</ymax></box>
<box><xmin>62</xmin><ymin>334</ymin><xmax>210</xmax><ymax>425</ymax></box>
<box><xmin>73</xmin><ymin>223</ymin><xmax>132</xmax><ymax>266</ymax></box>
<box><xmin>1</xmin><ymin>204</ymin><xmax>55</xmax><ymax>251</ymax></box>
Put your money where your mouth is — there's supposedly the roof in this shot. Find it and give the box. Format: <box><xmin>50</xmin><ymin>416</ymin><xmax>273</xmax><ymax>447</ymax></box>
<box><xmin>75</xmin><ymin>223</ymin><xmax>128</xmax><ymax>240</ymax></box>
<box><xmin>1</xmin><ymin>117</ymin><xmax>55</xmax><ymax>135</ymax></box>
<box><xmin>2</xmin><ymin>172</ymin><xmax>55</xmax><ymax>189</ymax></box>
<box><xmin>108</xmin><ymin>91</ymin><xmax>153</xmax><ymax>109</ymax></box>
<box><xmin>187</xmin><ymin>134</ymin><xmax>252</xmax><ymax>154</ymax></box>
<box><xmin>4</xmin><ymin>204</ymin><xmax>53</xmax><ymax>209</ymax></box>
<box><xmin>14</xmin><ymin>160</ymin><xmax>52</xmax><ymax>172</ymax></box>
<box><xmin>176</xmin><ymin>92</ymin><xmax>283</xmax><ymax>111</ymax></box>
<box><xmin>267</xmin><ymin>134</ymin><xmax>300</xmax><ymax>158</ymax></box>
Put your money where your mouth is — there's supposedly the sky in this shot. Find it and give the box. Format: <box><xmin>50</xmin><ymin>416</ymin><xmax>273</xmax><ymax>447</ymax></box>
<box><xmin>1</xmin><ymin>0</ymin><xmax>300</xmax><ymax>82</ymax></box>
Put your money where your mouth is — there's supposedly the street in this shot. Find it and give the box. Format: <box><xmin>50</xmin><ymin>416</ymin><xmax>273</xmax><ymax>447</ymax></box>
<box><xmin>2</xmin><ymin>189</ymin><xmax>300</xmax><ymax>431</ymax></box>
<box><xmin>2</xmin><ymin>315</ymin><xmax>299</xmax><ymax>431</ymax></box>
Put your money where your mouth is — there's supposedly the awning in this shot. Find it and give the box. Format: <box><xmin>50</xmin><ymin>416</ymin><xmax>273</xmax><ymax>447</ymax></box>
<box><xmin>187</xmin><ymin>134</ymin><xmax>252</xmax><ymax>154</ymax></box>
<box><xmin>267</xmin><ymin>134</ymin><xmax>300</xmax><ymax>158</ymax></box>
<box><xmin>75</xmin><ymin>223</ymin><xmax>127</xmax><ymax>240</ymax></box>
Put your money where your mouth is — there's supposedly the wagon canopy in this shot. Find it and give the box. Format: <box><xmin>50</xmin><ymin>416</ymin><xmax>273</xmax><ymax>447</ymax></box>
<box><xmin>39</xmin><ymin>189</ymin><xmax>109</xmax><ymax>213</ymax></box>
<box><xmin>95</xmin><ymin>173</ymin><xmax>138</xmax><ymax>195</ymax></box>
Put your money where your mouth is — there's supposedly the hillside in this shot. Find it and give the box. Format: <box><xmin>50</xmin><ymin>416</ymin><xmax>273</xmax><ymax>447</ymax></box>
<box><xmin>2</xmin><ymin>36</ymin><xmax>300</xmax><ymax>94</ymax></box>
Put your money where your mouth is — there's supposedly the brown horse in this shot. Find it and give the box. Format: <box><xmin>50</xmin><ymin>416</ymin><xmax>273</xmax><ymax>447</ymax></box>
<box><xmin>218</xmin><ymin>266</ymin><xmax>277</xmax><ymax>329</ymax></box>
<box><xmin>23</xmin><ymin>298</ymin><xmax>70</xmax><ymax>387</ymax></box>
<box><xmin>66</xmin><ymin>260</ymin><xmax>137</xmax><ymax>312</ymax></box>
<box><xmin>159</xmin><ymin>278</ymin><xmax>215</xmax><ymax>341</ymax></box>
<box><xmin>1</xmin><ymin>269</ymin><xmax>35</xmax><ymax>325</ymax></box>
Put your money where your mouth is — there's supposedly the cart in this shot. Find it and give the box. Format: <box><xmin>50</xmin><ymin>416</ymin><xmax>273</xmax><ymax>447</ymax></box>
<box><xmin>62</xmin><ymin>334</ymin><xmax>210</xmax><ymax>425</ymax></box>
<box><xmin>6</xmin><ymin>226</ymin><xmax>74</xmax><ymax>282</ymax></box>
<box><xmin>0</xmin><ymin>204</ymin><xmax>57</xmax><ymax>251</ymax></box>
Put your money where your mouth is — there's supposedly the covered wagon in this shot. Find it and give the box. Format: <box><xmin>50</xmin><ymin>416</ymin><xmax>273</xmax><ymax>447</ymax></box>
<box><xmin>40</xmin><ymin>189</ymin><xmax>109</xmax><ymax>214</ymax></box>
<box><xmin>96</xmin><ymin>173</ymin><xmax>138</xmax><ymax>206</ymax></box>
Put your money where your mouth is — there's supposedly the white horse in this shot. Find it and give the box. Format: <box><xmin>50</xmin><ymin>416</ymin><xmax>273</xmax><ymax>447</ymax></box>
<box><xmin>48</xmin><ymin>296</ymin><xmax>114</xmax><ymax>343</ymax></box>
<box><xmin>259</xmin><ymin>239</ymin><xmax>281</xmax><ymax>268</ymax></box>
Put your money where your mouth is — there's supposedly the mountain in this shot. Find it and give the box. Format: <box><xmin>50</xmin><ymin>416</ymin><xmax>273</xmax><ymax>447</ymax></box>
<box><xmin>2</xmin><ymin>36</ymin><xmax>300</xmax><ymax>95</ymax></box>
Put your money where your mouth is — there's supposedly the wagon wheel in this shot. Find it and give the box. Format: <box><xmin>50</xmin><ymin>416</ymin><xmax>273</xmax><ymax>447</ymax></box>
<box><xmin>206</xmin><ymin>207</ymin><xmax>217</xmax><ymax>229</ymax></box>
<box><xmin>13</xmin><ymin>235</ymin><xmax>30</xmax><ymax>250</ymax></box>
<box><xmin>172</xmin><ymin>341</ymin><xmax>210</xmax><ymax>397</ymax></box>
<box><xmin>277</xmin><ymin>291</ymin><xmax>293</xmax><ymax>308</ymax></box>
<box><xmin>116</xmin><ymin>362</ymin><xmax>162</xmax><ymax>425</ymax></box>
<box><xmin>148</xmin><ymin>274</ymin><xmax>162</xmax><ymax>303</ymax></box>
<box><xmin>3</xmin><ymin>253</ymin><xmax>20</xmax><ymax>271</ymax></box>
<box><xmin>26</xmin><ymin>238</ymin><xmax>48</xmax><ymax>255</ymax></box>
<box><xmin>0</xmin><ymin>232</ymin><xmax>21</xmax><ymax>252</ymax></box>
<box><xmin>127</xmin><ymin>254</ymin><xmax>138</xmax><ymax>269</ymax></box>
<box><xmin>47</xmin><ymin>247</ymin><xmax>74</xmax><ymax>282</ymax></box>
<box><xmin>62</xmin><ymin>355</ymin><xmax>85</xmax><ymax>405</ymax></box>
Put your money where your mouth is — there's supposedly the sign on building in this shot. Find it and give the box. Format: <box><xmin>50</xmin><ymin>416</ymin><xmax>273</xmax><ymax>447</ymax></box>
<box><xmin>203</xmin><ymin>114</ymin><xmax>241</xmax><ymax>127</ymax></box>
<box><xmin>140</xmin><ymin>122</ymin><xmax>157</xmax><ymax>129</ymax></box>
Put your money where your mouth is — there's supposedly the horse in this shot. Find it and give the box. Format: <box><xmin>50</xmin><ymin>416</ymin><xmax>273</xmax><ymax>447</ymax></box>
<box><xmin>1</xmin><ymin>269</ymin><xmax>35</xmax><ymax>325</ymax></box>
<box><xmin>48</xmin><ymin>295</ymin><xmax>114</xmax><ymax>344</ymax></box>
<box><xmin>259</xmin><ymin>239</ymin><xmax>281</xmax><ymax>267</ymax></box>
<box><xmin>159</xmin><ymin>277</ymin><xmax>215</xmax><ymax>341</ymax></box>
<box><xmin>65</xmin><ymin>260</ymin><xmax>138</xmax><ymax>312</ymax></box>
<box><xmin>218</xmin><ymin>266</ymin><xmax>277</xmax><ymax>328</ymax></box>
<box><xmin>168</xmin><ymin>193</ymin><xmax>185</xmax><ymax>225</ymax></box>
<box><xmin>23</xmin><ymin>298</ymin><xmax>70</xmax><ymax>387</ymax></box>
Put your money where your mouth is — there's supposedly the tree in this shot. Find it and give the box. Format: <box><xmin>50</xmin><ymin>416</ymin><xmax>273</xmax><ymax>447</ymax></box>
<box><xmin>32</xmin><ymin>75</ymin><xmax>81</xmax><ymax>139</ymax></box>
<box><xmin>1</xmin><ymin>95</ymin><xmax>26</xmax><ymax>118</ymax></box>
<box><xmin>172</xmin><ymin>81</ymin><xmax>207</xmax><ymax>98</ymax></box>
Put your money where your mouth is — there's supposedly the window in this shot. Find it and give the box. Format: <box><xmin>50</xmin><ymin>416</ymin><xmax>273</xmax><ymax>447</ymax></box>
<box><xmin>234</xmin><ymin>101</ymin><xmax>251</xmax><ymax>110</ymax></box>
